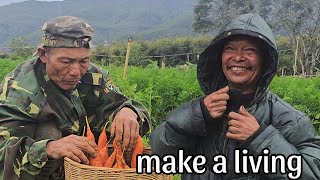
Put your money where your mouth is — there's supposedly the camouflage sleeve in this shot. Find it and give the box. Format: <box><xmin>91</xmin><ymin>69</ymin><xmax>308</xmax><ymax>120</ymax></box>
<box><xmin>95</xmin><ymin>70</ymin><xmax>151</xmax><ymax>136</ymax></box>
<box><xmin>0</xmin><ymin>81</ymin><xmax>50</xmax><ymax>178</ymax></box>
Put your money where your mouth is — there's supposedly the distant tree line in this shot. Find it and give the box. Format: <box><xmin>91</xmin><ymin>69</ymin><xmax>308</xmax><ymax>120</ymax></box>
<box><xmin>3</xmin><ymin>34</ymin><xmax>318</xmax><ymax>76</ymax></box>
<box><xmin>90</xmin><ymin>35</ymin><xmax>318</xmax><ymax>76</ymax></box>
<box><xmin>91</xmin><ymin>36</ymin><xmax>210</xmax><ymax>68</ymax></box>
<box><xmin>0</xmin><ymin>37</ymin><xmax>34</xmax><ymax>60</ymax></box>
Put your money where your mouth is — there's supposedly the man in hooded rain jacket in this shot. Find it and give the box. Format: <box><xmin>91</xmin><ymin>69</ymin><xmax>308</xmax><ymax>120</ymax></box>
<box><xmin>150</xmin><ymin>13</ymin><xmax>320</xmax><ymax>180</ymax></box>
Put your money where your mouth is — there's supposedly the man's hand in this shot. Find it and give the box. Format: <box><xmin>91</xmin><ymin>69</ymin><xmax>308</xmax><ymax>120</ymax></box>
<box><xmin>110</xmin><ymin>107</ymin><xmax>139</xmax><ymax>151</ymax></box>
<box><xmin>203</xmin><ymin>86</ymin><xmax>229</xmax><ymax>119</ymax></box>
<box><xmin>226</xmin><ymin>106</ymin><xmax>260</xmax><ymax>141</ymax></box>
<box><xmin>46</xmin><ymin>135</ymin><xmax>97</xmax><ymax>164</ymax></box>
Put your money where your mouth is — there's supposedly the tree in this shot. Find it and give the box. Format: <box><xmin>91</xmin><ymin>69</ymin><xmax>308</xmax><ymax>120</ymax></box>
<box><xmin>254</xmin><ymin>0</ymin><xmax>274</xmax><ymax>21</ymax></box>
<box><xmin>272</xmin><ymin>0</ymin><xmax>320</xmax><ymax>76</ymax></box>
<box><xmin>8</xmin><ymin>37</ymin><xmax>33</xmax><ymax>59</ymax></box>
<box><xmin>193</xmin><ymin>0</ymin><xmax>255</xmax><ymax>34</ymax></box>
<box><xmin>276</xmin><ymin>35</ymin><xmax>294</xmax><ymax>76</ymax></box>
<box><xmin>193</xmin><ymin>0</ymin><xmax>214</xmax><ymax>34</ymax></box>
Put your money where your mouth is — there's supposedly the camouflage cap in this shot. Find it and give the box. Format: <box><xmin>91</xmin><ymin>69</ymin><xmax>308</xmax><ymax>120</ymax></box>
<box><xmin>41</xmin><ymin>16</ymin><xmax>94</xmax><ymax>48</ymax></box>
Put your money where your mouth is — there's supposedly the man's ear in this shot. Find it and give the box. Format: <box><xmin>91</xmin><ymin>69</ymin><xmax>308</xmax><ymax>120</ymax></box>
<box><xmin>37</xmin><ymin>46</ymin><xmax>48</xmax><ymax>63</ymax></box>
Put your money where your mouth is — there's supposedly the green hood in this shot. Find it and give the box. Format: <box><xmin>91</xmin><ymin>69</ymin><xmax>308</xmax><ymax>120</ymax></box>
<box><xmin>197</xmin><ymin>13</ymin><xmax>278</xmax><ymax>105</ymax></box>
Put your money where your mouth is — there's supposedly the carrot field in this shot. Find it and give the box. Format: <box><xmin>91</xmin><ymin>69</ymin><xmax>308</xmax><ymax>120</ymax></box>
<box><xmin>0</xmin><ymin>58</ymin><xmax>319</xmax><ymax>133</ymax></box>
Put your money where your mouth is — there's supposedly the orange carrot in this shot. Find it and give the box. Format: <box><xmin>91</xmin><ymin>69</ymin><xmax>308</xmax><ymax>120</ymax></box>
<box><xmin>97</xmin><ymin>131</ymin><xmax>107</xmax><ymax>152</ymax></box>
<box><xmin>97</xmin><ymin>122</ymin><xmax>109</xmax><ymax>152</ymax></box>
<box><xmin>113</xmin><ymin>158</ymin><xmax>122</xmax><ymax>168</ymax></box>
<box><xmin>85</xmin><ymin>116</ymin><xmax>95</xmax><ymax>142</ymax></box>
<box><xmin>98</xmin><ymin>145</ymin><xmax>108</xmax><ymax>165</ymax></box>
<box><xmin>104</xmin><ymin>141</ymin><xmax>118</xmax><ymax>168</ymax></box>
<box><xmin>97</xmin><ymin>122</ymin><xmax>109</xmax><ymax>165</ymax></box>
<box><xmin>85</xmin><ymin>116</ymin><xmax>102</xmax><ymax>166</ymax></box>
<box><xmin>90</xmin><ymin>159</ymin><xmax>103</xmax><ymax>167</ymax></box>
<box><xmin>123</xmin><ymin>163</ymin><xmax>130</xmax><ymax>169</ymax></box>
<box><xmin>112</xmin><ymin>145</ymin><xmax>122</xmax><ymax>168</ymax></box>
<box><xmin>131</xmin><ymin>136</ymin><xmax>144</xmax><ymax>168</ymax></box>
<box><xmin>115</xmin><ymin>144</ymin><xmax>123</xmax><ymax>168</ymax></box>
<box><xmin>119</xmin><ymin>150</ymin><xmax>129</xmax><ymax>169</ymax></box>
<box><xmin>112</xmin><ymin>141</ymin><xmax>131</xmax><ymax>169</ymax></box>
<box><xmin>104</xmin><ymin>150</ymin><xmax>116</xmax><ymax>167</ymax></box>
<box><xmin>104</xmin><ymin>140</ymin><xmax>129</xmax><ymax>169</ymax></box>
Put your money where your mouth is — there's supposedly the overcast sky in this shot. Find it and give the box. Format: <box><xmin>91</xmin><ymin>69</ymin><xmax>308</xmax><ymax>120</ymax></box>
<box><xmin>0</xmin><ymin>0</ymin><xmax>64</xmax><ymax>7</ymax></box>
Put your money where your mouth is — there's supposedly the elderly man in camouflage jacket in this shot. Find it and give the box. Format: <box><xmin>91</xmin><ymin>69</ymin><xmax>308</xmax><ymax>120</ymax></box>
<box><xmin>0</xmin><ymin>16</ymin><xmax>150</xmax><ymax>179</ymax></box>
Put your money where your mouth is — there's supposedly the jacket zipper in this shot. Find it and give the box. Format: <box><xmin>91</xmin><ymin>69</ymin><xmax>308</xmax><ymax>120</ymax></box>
<box><xmin>221</xmin><ymin>119</ymin><xmax>228</xmax><ymax>180</ymax></box>
<box><xmin>221</xmin><ymin>86</ymin><xmax>265</xmax><ymax>155</ymax></box>
<box><xmin>222</xmin><ymin>119</ymin><xmax>229</xmax><ymax>155</ymax></box>
<box><xmin>221</xmin><ymin>105</ymin><xmax>256</xmax><ymax>180</ymax></box>
<box><xmin>222</xmin><ymin>104</ymin><xmax>255</xmax><ymax>150</ymax></box>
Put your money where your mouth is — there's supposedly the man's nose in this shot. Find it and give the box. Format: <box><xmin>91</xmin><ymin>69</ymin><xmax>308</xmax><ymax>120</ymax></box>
<box><xmin>68</xmin><ymin>63</ymin><xmax>81</xmax><ymax>76</ymax></box>
<box><xmin>234</xmin><ymin>51</ymin><xmax>244</xmax><ymax>61</ymax></box>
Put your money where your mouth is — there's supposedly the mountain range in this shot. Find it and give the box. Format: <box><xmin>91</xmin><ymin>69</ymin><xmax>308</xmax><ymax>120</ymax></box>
<box><xmin>0</xmin><ymin>0</ymin><xmax>196</xmax><ymax>48</ymax></box>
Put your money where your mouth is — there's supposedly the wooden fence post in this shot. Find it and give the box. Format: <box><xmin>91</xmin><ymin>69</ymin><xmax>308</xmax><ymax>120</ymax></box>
<box><xmin>123</xmin><ymin>37</ymin><xmax>132</xmax><ymax>79</ymax></box>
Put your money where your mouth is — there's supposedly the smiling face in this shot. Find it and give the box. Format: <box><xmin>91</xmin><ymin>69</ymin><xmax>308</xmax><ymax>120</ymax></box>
<box><xmin>40</xmin><ymin>47</ymin><xmax>90</xmax><ymax>90</ymax></box>
<box><xmin>221</xmin><ymin>36</ymin><xmax>263</xmax><ymax>94</ymax></box>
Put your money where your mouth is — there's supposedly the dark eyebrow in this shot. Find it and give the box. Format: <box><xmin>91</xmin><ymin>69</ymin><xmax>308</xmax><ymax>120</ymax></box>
<box><xmin>57</xmin><ymin>57</ymin><xmax>75</xmax><ymax>61</ymax></box>
<box><xmin>57</xmin><ymin>56</ymin><xmax>90</xmax><ymax>61</ymax></box>
<box><xmin>80</xmin><ymin>57</ymin><xmax>90</xmax><ymax>61</ymax></box>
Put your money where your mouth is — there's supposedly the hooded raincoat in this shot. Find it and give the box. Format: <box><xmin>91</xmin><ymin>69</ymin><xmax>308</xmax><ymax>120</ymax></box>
<box><xmin>150</xmin><ymin>14</ymin><xmax>320</xmax><ymax>180</ymax></box>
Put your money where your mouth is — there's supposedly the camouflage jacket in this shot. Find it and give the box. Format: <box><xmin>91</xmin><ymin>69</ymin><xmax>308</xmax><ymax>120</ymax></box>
<box><xmin>0</xmin><ymin>58</ymin><xmax>150</xmax><ymax>179</ymax></box>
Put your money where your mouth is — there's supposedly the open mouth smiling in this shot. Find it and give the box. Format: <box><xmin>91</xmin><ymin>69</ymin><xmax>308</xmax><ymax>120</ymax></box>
<box><xmin>227</xmin><ymin>66</ymin><xmax>253</xmax><ymax>71</ymax></box>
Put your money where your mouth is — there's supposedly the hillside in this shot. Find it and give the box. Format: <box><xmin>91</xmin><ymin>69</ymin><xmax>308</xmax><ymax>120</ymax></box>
<box><xmin>0</xmin><ymin>0</ymin><xmax>196</xmax><ymax>48</ymax></box>
<box><xmin>0</xmin><ymin>0</ymin><xmax>27</xmax><ymax>7</ymax></box>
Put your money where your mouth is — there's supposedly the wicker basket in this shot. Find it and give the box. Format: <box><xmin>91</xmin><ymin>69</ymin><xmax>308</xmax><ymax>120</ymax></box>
<box><xmin>64</xmin><ymin>147</ymin><xmax>172</xmax><ymax>180</ymax></box>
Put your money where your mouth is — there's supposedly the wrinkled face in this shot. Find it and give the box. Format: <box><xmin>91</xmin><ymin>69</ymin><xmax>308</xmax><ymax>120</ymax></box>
<box><xmin>222</xmin><ymin>36</ymin><xmax>263</xmax><ymax>94</ymax></box>
<box><xmin>40</xmin><ymin>48</ymin><xmax>90</xmax><ymax>90</ymax></box>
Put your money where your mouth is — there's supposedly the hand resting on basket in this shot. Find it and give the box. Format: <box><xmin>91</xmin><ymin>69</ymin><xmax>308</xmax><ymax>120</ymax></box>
<box><xmin>46</xmin><ymin>134</ymin><xmax>98</xmax><ymax>164</ymax></box>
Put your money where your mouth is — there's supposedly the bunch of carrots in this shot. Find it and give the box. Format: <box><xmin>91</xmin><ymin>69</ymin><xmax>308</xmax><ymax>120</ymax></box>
<box><xmin>85</xmin><ymin>116</ymin><xmax>143</xmax><ymax>168</ymax></box>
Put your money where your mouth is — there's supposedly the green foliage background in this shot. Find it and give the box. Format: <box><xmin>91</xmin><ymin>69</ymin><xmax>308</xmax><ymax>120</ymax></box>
<box><xmin>109</xmin><ymin>66</ymin><xmax>320</xmax><ymax>133</ymax></box>
<box><xmin>91</xmin><ymin>35</ymin><xmax>299</xmax><ymax>76</ymax></box>
<box><xmin>5</xmin><ymin>35</ymin><xmax>298</xmax><ymax>76</ymax></box>
<box><xmin>105</xmin><ymin>62</ymin><xmax>203</xmax><ymax>130</ymax></box>
<box><xmin>0</xmin><ymin>59</ymin><xmax>319</xmax><ymax>133</ymax></box>
<box><xmin>91</xmin><ymin>36</ymin><xmax>212</xmax><ymax>67</ymax></box>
